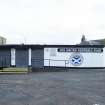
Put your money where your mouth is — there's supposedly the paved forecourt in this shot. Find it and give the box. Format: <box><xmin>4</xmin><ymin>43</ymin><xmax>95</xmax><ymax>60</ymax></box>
<box><xmin>0</xmin><ymin>69</ymin><xmax>105</xmax><ymax>105</ymax></box>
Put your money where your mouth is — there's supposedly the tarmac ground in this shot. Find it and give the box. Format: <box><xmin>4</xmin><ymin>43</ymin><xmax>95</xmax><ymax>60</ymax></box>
<box><xmin>0</xmin><ymin>69</ymin><xmax>105</xmax><ymax>105</ymax></box>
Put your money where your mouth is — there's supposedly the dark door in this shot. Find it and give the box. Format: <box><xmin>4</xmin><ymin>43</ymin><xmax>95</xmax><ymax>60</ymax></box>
<box><xmin>16</xmin><ymin>50</ymin><xmax>28</xmax><ymax>67</ymax></box>
<box><xmin>32</xmin><ymin>49</ymin><xmax>44</xmax><ymax>68</ymax></box>
<box><xmin>0</xmin><ymin>50</ymin><xmax>11</xmax><ymax>67</ymax></box>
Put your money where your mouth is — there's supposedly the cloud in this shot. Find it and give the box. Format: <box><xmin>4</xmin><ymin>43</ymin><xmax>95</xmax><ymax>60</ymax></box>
<box><xmin>0</xmin><ymin>0</ymin><xmax>105</xmax><ymax>44</ymax></box>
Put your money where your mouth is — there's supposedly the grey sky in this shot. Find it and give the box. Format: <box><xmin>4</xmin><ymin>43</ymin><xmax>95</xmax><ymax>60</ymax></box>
<box><xmin>0</xmin><ymin>0</ymin><xmax>105</xmax><ymax>44</ymax></box>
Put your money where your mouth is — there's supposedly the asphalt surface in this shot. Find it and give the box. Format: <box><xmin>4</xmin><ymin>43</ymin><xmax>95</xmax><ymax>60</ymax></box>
<box><xmin>0</xmin><ymin>69</ymin><xmax>105</xmax><ymax>105</ymax></box>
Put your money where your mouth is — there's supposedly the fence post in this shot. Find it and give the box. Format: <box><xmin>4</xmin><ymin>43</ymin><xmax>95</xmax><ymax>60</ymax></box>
<box><xmin>49</xmin><ymin>59</ymin><xmax>50</xmax><ymax>68</ymax></box>
<box><xmin>65</xmin><ymin>60</ymin><xmax>66</xmax><ymax>68</ymax></box>
<box><xmin>65</xmin><ymin>60</ymin><xmax>66</xmax><ymax>72</ymax></box>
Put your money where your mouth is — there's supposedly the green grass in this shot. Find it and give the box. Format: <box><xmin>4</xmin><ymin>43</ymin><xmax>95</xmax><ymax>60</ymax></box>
<box><xmin>0</xmin><ymin>72</ymin><xmax>28</xmax><ymax>74</ymax></box>
<box><xmin>0</xmin><ymin>67</ymin><xmax>29</xmax><ymax>73</ymax></box>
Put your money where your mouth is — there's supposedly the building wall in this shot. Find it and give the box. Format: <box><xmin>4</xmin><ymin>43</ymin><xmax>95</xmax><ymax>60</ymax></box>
<box><xmin>0</xmin><ymin>47</ymin><xmax>46</xmax><ymax>68</ymax></box>
<box><xmin>0</xmin><ymin>49</ymin><xmax>11</xmax><ymax>67</ymax></box>
<box><xmin>104</xmin><ymin>47</ymin><xmax>105</xmax><ymax>67</ymax></box>
<box><xmin>44</xmin><ymin>47</ymin><xmax>105</xmax><ymax>68</ymax></box>
<box><xmin>0</xmin><ymin>45</ymin><xmax>104</xmax><ymax>68</ymax></box>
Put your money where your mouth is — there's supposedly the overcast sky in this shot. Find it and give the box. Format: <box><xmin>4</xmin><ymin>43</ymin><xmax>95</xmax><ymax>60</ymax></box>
<box><xmin>0</xmin><ymin>0</ymin><xmax>105</xmax><ymax>44</ymax></box>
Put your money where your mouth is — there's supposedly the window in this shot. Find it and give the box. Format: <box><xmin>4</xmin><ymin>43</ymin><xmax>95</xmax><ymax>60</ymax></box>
<box><xmin>50</xmin><ymin>48</ymin><xmax>57</xmax><ymax>56</ymax></box>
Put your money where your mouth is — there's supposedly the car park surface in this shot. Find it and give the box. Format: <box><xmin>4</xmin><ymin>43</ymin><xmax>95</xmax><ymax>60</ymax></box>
<box><xmin>0</xmin><ymin>69</ymin><xmax>105</xmax><ymax>105</ymax></box>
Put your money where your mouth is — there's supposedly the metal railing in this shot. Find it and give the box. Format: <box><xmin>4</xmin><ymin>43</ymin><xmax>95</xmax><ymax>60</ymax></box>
<box><xmin>44</xmin><ymin>59</ymin><xmax>69</xmax><ymax>68</ymax></box>
<box><xmin>31</xmin><ymin>58</ymin><xmax>69</xmax><ymax>68</ymax></box>
<box><xmin>31</xmin><ymin>58</ymin><xmax>70</xmax><ymax>72</ymax></box>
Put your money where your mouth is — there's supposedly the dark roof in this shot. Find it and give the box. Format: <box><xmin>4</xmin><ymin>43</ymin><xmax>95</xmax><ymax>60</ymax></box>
<box><xmin>0</xmin><ymin>44</ymin><xmax>44</xmax><ymax>49</ymax></box>
<box><xmin>0</xmin><ymin>44</ymin><xmax>104</xmax><ymax>49</ymax></box>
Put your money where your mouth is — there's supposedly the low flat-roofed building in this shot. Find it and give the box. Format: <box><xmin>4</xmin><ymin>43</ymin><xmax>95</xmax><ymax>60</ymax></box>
<box><xmin>0</xmin><ymin>44</ymin><xmax>104</xmax><ymax>69</ymax></box>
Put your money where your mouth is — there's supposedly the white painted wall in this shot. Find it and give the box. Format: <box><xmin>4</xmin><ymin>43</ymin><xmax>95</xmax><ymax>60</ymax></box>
<box><xmin>11</xmin><ymin>48</ymin><xmax>16</xmax><ymax>66</ymax></box>
<box><xmin>44</xmin><ymin>47</ymin><xmax>105</xmax><ymax>67</ymax></box>
<box><xmin>28</xmin><ymin>48</ymin><xmax>32</xmax><ymax>66</ymax></box>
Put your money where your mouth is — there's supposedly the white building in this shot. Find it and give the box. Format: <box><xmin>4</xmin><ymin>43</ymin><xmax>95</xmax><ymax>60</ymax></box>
<box><xmin>44</xmin><ymin>45</ymin><xmax>105</xmax><ymax>68</ymax></box>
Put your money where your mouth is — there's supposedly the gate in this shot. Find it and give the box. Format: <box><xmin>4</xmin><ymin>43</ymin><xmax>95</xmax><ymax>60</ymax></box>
<box><xmin>31</xmin><ymin>49</ymin><xmax>44</xmax><ymax>72</ymax></box>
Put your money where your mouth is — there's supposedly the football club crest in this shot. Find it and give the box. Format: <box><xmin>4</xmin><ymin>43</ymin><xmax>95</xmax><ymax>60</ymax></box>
<box><xmin>69</xmin><ymin>53</ymin><xmax>84</xmax><ymax>66</ymax></box>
